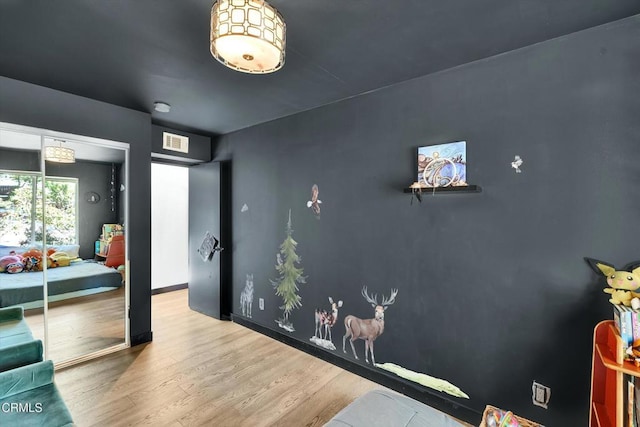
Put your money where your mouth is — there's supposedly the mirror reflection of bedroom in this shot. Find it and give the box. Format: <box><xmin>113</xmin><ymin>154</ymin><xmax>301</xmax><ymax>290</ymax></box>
<box><xmin>0</xmin><ymin>125</ymin><xmax>129</xmax><ymax>367</ymax></box>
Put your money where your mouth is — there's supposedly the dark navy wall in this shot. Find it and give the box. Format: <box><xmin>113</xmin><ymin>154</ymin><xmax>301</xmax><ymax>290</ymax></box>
<box><xmin>0</xmin><ymin>76</ymin><xmax>152</xmax><ymax>345</ymax></box>
<box><xmin>46</xmin><ymin>161</ymin><xmax>120</xmax><ymax>260</ymax></box>
<box><xmin>216</xmin><ymin>16</ymin><xmax>640</xmax><ymax>425</ymax></box>
<box><xmin>0</xmin><ymin>147</ymin><xmax>40</xmax><ymax>171</ymax></box>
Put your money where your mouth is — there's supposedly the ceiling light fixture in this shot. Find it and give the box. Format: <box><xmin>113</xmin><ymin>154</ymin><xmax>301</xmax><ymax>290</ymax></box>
<box><xmin>45</xmin><ymin>140</ymin><xmax>75</xmax><ymax>163</ymax></box>
<box><xmin>154</xmin><ymin>102</ymin><xmax>171</xmax><ymax>113</ymax></box>
<box><xmin>210</xmin><ymin>0</ymin><xmax>285</xmax><ymax>74</ymax></box>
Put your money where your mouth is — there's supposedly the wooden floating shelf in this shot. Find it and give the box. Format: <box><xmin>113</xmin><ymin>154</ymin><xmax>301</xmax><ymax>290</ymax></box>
<box><xmin>403</xmin><ymin>185</ymin><xmax>482</xmax><ymax>194</ymax></box>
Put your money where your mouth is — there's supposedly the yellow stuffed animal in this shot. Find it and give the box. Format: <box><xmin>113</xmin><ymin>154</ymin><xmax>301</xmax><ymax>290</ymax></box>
<box><xmin>585</xmin><ymin>258</ymin><xmax>640</xmax><ymax>306</ymax></box>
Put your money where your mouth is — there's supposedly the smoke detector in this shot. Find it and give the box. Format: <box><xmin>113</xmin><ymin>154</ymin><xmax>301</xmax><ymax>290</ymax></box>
<box><xmin>154</xmin><ymin>102</ymin><xmax>171</xmax><ymax>113</ymax></box>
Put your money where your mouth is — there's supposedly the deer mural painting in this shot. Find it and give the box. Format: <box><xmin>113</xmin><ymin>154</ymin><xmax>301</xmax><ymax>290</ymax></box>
<box><xmin>343</xmin><ymin>286</ymin><xmax>398</xmax><ymax>365</ymax></box>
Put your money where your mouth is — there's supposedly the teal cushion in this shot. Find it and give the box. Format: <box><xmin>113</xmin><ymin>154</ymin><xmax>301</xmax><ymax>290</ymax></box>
<box><xmin>0</xmin><ymin>317</ymin><xmax>33</xmax><ymax>347</ymax></box>
<box><xmin>0</xmin><ymin>306</ymin><xmax>33</xmax><ymax>348</ymax></box>
<box><xmin>0</xmin><ymin>340</ymin><xmax>43</xmax><ymax>372</ymax></box>
<box><xmin>0</xmin><ymin>306</ymin><xmax>24</xmax><ymax>322</ymax></box>
<box><xmin>0</xmin><ymin>332</ymin><xmax>34</xmax><ymax>347</ymax></box>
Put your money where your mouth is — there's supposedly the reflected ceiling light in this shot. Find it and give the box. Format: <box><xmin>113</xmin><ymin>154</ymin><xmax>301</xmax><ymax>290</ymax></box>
<box><xmin>45</xmin><ymin>140</ymin><xmax>75</xmax><ymax>163</ymax></box>
<box><xmin>210</xmin><ymin>0</ymin><xmax>286</xmax><ymax>74</ymax></box>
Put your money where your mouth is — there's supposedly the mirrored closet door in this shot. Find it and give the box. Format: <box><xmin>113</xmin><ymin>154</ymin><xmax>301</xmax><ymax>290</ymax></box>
<box><xmin>0</xmin><ymin>130</ymin><xmax>46</xmax><ymax>349</ymax></box>
<box><xmin>0</xmin><ymin>123</ymin><xmax>130</xmax><ymax>368</ymax></box>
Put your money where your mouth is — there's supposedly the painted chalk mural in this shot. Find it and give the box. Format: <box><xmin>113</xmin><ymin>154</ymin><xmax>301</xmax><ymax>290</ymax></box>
<box><xmin>310</xmin><ymin>297</ymin><xmax>343</xmax><ymax>350</ymax></box>
<box><xmin>342</xmin><ymin>286</ymin><xmax>398</xmax><ymax>365</ymax></box>
<box><xmin>306</xmin><ymin>184</ymin><xmax>321</xmax><ymax>219</ymax></box>
<box><xmin>240</xmin><ymin>273</ymin><xmax>254</xmax><ymax>318</ymax></box>
<box><xmin>237</xmin><ymin>200</ymin><xmax>470</xmax><ymax>402</ymax></box>
<box><xmin>271</xmin><ymin>209</ymin><xmax>306</xmax><ymax>332</ymax></box>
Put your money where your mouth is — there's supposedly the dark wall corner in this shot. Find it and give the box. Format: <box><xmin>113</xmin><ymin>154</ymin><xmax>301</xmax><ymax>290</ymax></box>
<box><xmin>220</xmin><ymin>160</ymin><xmax>233</xmax><ymax>319</ymax></box>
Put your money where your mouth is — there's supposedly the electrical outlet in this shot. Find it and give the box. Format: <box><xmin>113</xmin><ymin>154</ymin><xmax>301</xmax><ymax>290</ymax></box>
<box><xmin>259</xmin><ymin>298</ymin><xmax>264</xmax><ymax>310</ymax></box>
<box><xmin>532</xmin><ymin>381</ymin><xmax>550</xmax><ymax>409</ymax></box>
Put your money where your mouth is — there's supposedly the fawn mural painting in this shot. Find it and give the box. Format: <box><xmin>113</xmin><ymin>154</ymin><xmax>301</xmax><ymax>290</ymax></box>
<box><xmin>271</xmin><ymin>210</ymin><xmax>306</xmax><ymax>332</ymax></box>
<box><xmin>310</xmin><ymin>297</ymin><xmax>343</xmax><ymax>350</ymax></box>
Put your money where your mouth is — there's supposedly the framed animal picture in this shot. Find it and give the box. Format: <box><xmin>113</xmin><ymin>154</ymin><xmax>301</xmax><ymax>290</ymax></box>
<box><xmin>417</xmin><ymin>141</ymin><xmax>467</xmax><ymax>188</ymax></box>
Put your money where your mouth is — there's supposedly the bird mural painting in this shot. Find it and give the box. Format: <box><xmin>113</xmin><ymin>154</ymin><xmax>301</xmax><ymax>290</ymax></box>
<box><xmin>511</xmin><ymin>155</ymin><xmax>523</xmax><ymax>173</ymax></box>
<box><xmin>307</xmin><ymin>184</ymin><xmax>322</xmax><ymax>218</ymax></box>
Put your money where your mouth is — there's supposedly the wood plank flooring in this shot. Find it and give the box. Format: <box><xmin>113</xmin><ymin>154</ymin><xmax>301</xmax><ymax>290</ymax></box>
<box><xmin>55</xmin><ymin>289</ymin><xmax>470</xmax><ymax>426</ymax></box>
<box><xmin>24</xmin><ymin>287</ymin><xmax>125</xmax><ymax>363</ymax></box>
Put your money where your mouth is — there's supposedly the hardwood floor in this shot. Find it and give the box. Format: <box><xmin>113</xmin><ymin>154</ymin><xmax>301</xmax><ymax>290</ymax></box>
<box><xmin>24</xmin><ymin>287</ymin><xmax>125</xmax><ymax>363</ymax></box>
<box><xmin>54</xmin><ymin>289</ymin><xmax>469</xmax><ymax>426</ymax></box>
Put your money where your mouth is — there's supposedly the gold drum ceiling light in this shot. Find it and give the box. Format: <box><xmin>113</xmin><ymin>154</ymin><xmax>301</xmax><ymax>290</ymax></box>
<box><xmin>45</xmin><ymin>141</ymin><xmax>75</xmax><ymax>163</ymax></box>
<box><xmin>210</xmin><ymin>0</ymin><xmax>285</xmax><ymax>74</ymax></box>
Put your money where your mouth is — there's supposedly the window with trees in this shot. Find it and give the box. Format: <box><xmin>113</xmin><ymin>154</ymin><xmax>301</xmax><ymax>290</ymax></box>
<box><xmin>0</xmin><ymin>171</ymin><xmax>78</xmax><ymax>246</ymax></box>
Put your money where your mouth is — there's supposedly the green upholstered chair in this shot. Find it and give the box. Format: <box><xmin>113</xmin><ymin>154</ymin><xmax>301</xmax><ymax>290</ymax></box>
<box><xmin>0</xmin><ymin>307</ymin><xmax>74</xmax><ymax>426</ymax></box>
<box><xmin>0</xmin><ymin>360</ymin><xmax>74</xmax><ymax>426</ymax></box>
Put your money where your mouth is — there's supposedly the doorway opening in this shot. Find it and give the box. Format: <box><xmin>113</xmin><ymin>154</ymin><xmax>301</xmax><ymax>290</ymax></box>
<box><xmin>151</xmin><ymin>163</ymin><xmax>189</xmax><ymax>292</ymax></box>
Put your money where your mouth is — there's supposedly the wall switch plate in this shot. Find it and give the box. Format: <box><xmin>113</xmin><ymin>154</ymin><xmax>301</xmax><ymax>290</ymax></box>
<box><xmin>532</xmin><ymin>381</ymin><xmax>550</xmax><ymax>409</ymax></box>
<box><xmin>259</xmin><ymin>298</ymin><xmax>264</xmax><ymax>310</ymax></box>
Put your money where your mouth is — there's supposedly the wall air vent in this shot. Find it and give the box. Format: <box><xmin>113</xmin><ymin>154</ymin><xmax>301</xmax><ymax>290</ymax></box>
<box><xmin>162</xmin><ymin>132</ymin><xmax>189</xmax><ymax>154</ymax></box>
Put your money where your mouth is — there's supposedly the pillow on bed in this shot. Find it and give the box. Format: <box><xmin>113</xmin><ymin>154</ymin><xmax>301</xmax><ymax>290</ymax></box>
<box><xmin>50</xmin><ymin>244</ymin><xmax>80</xmax><ymax>259</ymax></box>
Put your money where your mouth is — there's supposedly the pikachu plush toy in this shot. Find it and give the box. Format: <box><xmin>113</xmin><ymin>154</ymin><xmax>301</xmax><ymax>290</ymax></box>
<box><xmin>585</xmin><ymin>258</ymin><xmax>640</xmax><ymax>307</ymax></box>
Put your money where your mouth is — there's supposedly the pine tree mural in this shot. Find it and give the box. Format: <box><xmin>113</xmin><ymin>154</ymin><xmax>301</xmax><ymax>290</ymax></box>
<box><xmin>271</xmin><ymin>209</ymin><xmax>306</xmax><ymax>332</ymax></box>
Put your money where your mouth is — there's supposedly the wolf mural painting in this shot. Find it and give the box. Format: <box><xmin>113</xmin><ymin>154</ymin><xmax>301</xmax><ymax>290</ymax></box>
<box><xmin>240</xmin><ymin>274</ymin><xmax>254</xmax><ymax>318</ymax></box>
<box><xmin>271</xmin><ymin>210</ymin><xmax>306</xmax><ymax>332</ymax></box>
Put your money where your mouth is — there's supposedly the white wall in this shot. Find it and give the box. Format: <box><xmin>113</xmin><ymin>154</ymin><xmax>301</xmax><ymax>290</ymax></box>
<box><xmin>151</xmin><ymin>163</ymin><xmax>188</xmax><ymax>289</ymax></box>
